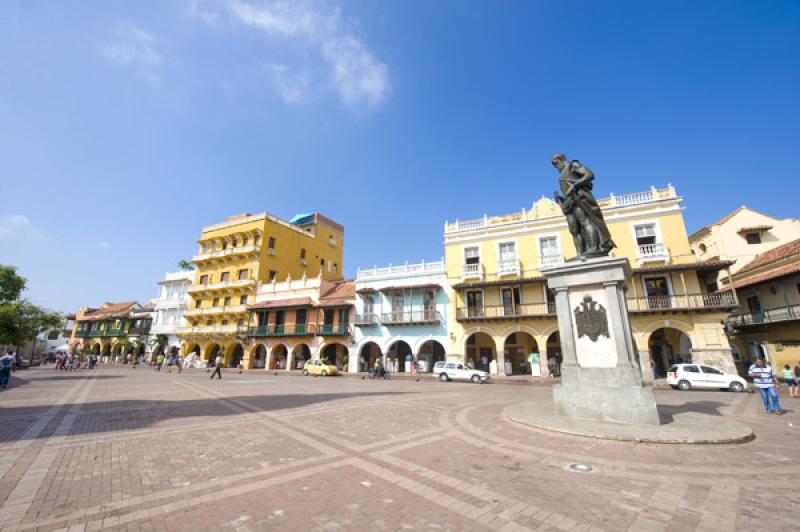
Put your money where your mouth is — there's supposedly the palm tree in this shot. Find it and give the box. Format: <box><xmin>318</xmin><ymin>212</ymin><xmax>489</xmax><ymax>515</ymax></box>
<box><xmin>151</xmin><ymin>334</ymin><xmax>168</xmax><ymax>361</ymax></box>
<box><xmin>177</xmin><ymin>260</ymin><xmax>195</xmax><ymax>271</ymax></box>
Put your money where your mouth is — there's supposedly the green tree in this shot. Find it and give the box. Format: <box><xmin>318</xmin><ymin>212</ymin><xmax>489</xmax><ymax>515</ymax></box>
<box><xmin>177</xmin><ymin>260</ymin><xmax>195</xmax><ymax>271</ymax></box>
<box><xmin>0</xmin><ymin>266</ymin><xmax>63</xmax><ymax>359</ymax></box>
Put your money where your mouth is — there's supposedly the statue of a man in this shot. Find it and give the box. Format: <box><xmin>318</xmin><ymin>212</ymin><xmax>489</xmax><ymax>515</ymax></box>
<box><xmin>552</xmin><ymin>153</ymin><xmax>615</xmax><ymax>258</ymax></box>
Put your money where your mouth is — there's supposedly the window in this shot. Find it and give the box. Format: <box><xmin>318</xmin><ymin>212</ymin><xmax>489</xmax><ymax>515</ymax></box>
<box><xmin>747</xmin><ymin>296</ymin><xmax>762</xmax><ymax>315</ymax></box>
<box><xmin>269</xmin><ymin>270</ymin><xmax>277</xmax><ymax>282</ymax></box>
<box><xmin>706</xmin><ymin>281</ymin><xmax>719</xmax><ymax>293</ymax></box>
<box><xmin>423</xmin><ymin>290</ymin><xmax>435</xmax><ymax>318</ymax></box>
<box><xmin>242</xmin><ymin>236</ymin><xmax>249</xmax><ymax>246</ymax></box>
<box><xmin>334</xmin><ymin>263</ymin><xmax>338</xmax><ymax>273</ymax></box>
<box><xmin>268</xmin><ymin>237</ymin><xmax>276</xmax><ymax>250</ymax></box>
<box><xmin>499</xmin><ymin>242</ymin><xmax>517</xmax><ymax>262</ymax></box>
<box><xmin>392</xmin><ymin>292</ymin><xmax>404</xmax><ymax>319</ymax></box>
<box><xmin>698</xmin><ymin>243</ymin><xmax>707</xmax><ymax>254</ymax></box>
<box><xmin>643</xmin><ymin>276</ymin><xmax>671</xmax><ymax>309</ymax></box>
<box><xmin>239</xmin><ymin>295</ymin><xmax>248</xmax><ymax>305</ymax></box>
<box><xmin>199</xmin><ymin>274</ymin><xmax>208</xmax><ymax>285</ymax></box>
<box><xmin>211</xmin><ymin>242</ymin><xmax>218</xmax><ymax>252</ymax></box>
<box><xmin>253</xmin><ymin>235</ymin><xmax>260</xmax><ymax>246</ymax></box>
<box><xmin>221</xmin><ymin>242</ymin><xmax>227</xmax><ymax>250</ymax></box>
<box><xmin>300</xmin><ymin>248</ymin><xmax>306</xmax><ymax>261</ymax></box>
<box><xmin>500</xmin><ymin>287</ymin><xmax>521</xmax><ymax>316</ymax></box>
<box><xmin>466</xmin><ymin>290</ymin><xmax>483</xmax><ymax>317</ymax></box>
<box><xmin>224</xmin><ymin>296</ymin><xmax>231</xmax><ymax>306</ymax></box>
<box><xmin>221</xmin><ymin>319</ymin><xmax>229</xmax><ymax>325</ymax></box>
<box><xmin>701</xmin><ymin>366</ymin><xmax>723</xmax><ymax>374</ymax></box>
<box><xmin>634</xmin><ymin>224</ymin><xmax>657</xmax><ymax>246</ymax></box>
<box><xmin>321</xmin><ymin>258</ymin><xmax>325</xmax><ymax>267</ymax></box>
<box><xmin>201</xmin><ymin>243</ymin><xmax>208</xmax><ymax>254</ymax></box>
<box><xmin>220</xmin><ymin>272</ymin><xmax>230</xmax><ymax>282</ymax></box>
<box><xmin>238</xmin><ymin>269</ymin><xmax>248</xmax><ymax>280</ymax></box>
<box><xmin>539</xmin><ymin>237</ymin><xmax>560</xmax><ymax>265</ymax></box>
<box><xmin>745</xmin><ymin>232</ymin><xmax>761</xmax><ymax>245</ymax></box>
<box><xmin>212</xmin><ymin>298</ymin><xmax>220</xmax><ymax>307</ymax></box>
<box><xmin>195</xmin><ymin>299</ymin><xmax>202</xmax><ymax>309</ymax></box>
<box><xmin>296</xmin><ymin>309</ymin><xmax>307</xmax><ymax>325</ymax></box>
<box><xmin>464</xmin><ymin>246</ymin><xmax>480</xmax><ymax>265</ymax></box>
<box><xmin>206</xmin><ymin>320</ymin><xmax>212</xmax><ymax>326</ymax></box>
<box><xmin>683</xmin><ymin>365</ymin><xmax>700</xmax><ymax>373</ymax></box>
<box><xmin>363</xmin><ymin>295</ymin><xmax>374</xmax><ymax>316</ymax></box>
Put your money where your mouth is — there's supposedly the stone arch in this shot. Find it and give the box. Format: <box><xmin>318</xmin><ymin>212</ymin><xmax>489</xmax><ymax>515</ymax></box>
<box><xmin>250</xmin><ymin>343</ymin><xmax>267</xmax><ymax>369</ymax></box>
<box><xmin>291</xmin><ymin>343</ymin><xmax>312</xmax><ymax>370</ymax></box>
<box><xmin>203</xmin><ymin>343</ymin><xmax>222</xmax><ymax>363</ymax></box>
<box><xmin>270</xmin><ymin>344</ymin><xmax>288</xmax><ymax>370</ymax></box>
<box><xmin>225</xmin><ymin>343</ymin><xmax>244</xmax><ymax>368</ymax></box>
<box><xmin>416</xmin><ymin>339</ymin><xmax>446</xmax><ymax>373</ymax></box>
<box><xmin>545</xmin><ymin>331</ymin><xmax>562</xmax><ymax>377</ymax></box>
<box><xmin>636</xmin><ymin>318</ymin><xmax>695</xmax><ymax>346</ymax></box>
<box><xmin>503</xmin><ymin>331</ymin><xmax>539</xmax><ymax>375</ymax></box>
<box><xmin>386</xmin><ymin>340</ymin><xmax>413</xmax><ymax>373</ymax></box>
<box><xmin>320</xmin><ymin>342</ymin><xmax>349</xmax><ymax>370</ymax></box>
<box><xmin>357</xmin><ymin>341</ymin><xmax>382</xmax><ymax>372</ymax></box>
<box><xmin>464</xmin><ymin>332</ymin><xmax>497</xmax><ymax>373</ymax></box>
<box><xmin>456</xmin><ymin>325</ymin><xmax>501</xmax><ymax>351</ymax></box>
<box><xmin>647</xmin><ymin>327</ymin><xmax>694</xmax><ymax>377</ymax></box>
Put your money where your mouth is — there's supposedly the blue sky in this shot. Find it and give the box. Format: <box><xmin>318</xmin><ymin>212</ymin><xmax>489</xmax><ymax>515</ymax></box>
<box><xmin>1</xmin><ymin>0</ymin><xmax>798</xmax><ymax>312</ymax></box>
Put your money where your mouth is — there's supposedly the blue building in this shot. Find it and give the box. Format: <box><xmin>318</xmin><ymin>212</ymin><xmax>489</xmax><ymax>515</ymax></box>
<box><xmin>353</xmin><ymin>259</ymin><xmax>448</xmax><ymax>373</ymax></box>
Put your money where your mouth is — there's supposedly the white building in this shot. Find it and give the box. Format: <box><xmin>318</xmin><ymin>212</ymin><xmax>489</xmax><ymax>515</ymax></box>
<box><xmin>353</xmin><ymin>259</ymin><xmax>449</xmax><ymax>373</ymax></box>
<box><xmin>150</xmin><ymin>270</ymin><xmax>193</xmax><ymax>359</ymax></box>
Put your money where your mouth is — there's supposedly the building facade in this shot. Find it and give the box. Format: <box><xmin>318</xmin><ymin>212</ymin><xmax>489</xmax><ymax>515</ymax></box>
<box><xmin>690</xmin><ymin>206</ymin><xmax>800</xmax><ymax>289</ymax></box>
<box><xmin>443</xmin><ymin>185</ymin><xmax>738</xmax><ymax>379</ymax></box>
<box><xmin>246</xmin><ymin>275</ymin><xmax>354</xmax><ymax>371</ymax></box>
<box><xmin>149</xmin><ymin>270</ymin><xmax>193</xmax><ymax>360</ymax></box>
<box><xmin>179</xmin><ymin>212</ymin><xmax>345</xmax><ymax>368</ymax></box>
<box><xmin>70</xmin><ymin>301</ymin><xmax>152</xmax><ymax>361</ymax></box>
<box><xmin>353</xmin><ymin>259</ymin><xmax>449</xmax><ymax>373</ymax></box>
<box><xmin>724</xmin><ymin>239</ymin><xmax>800</xmax><ymax>373</ymax></box>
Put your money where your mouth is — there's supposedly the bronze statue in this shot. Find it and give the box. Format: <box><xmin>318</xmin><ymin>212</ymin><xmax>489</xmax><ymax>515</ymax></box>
<box><xmin>552</xmin><ymin>153</ymin><xmax>615</xmax><ymax>258</ymax></box>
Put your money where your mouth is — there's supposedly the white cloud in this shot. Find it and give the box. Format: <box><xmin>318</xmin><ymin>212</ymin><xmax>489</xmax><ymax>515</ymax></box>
<box><xmin>197</xmin><ymin>0</ymin><xmax>389</xmax><ymax>111</ymax></box>
<box><xmin>183</xmin><ymin>0</ymin><xmax>220</xmax><ymax>25</ymax></box>
<box><xmin>97</xmin><ymin>22</ymin><xmax>166</xmax><ymax>92</ymax></box>
<box><xmin>0</xmin><ymin>215</ymin><xmax>45</xmax><ymax>240</ymax></box>
<box><xmin>270</xmin><ymin>63</ymin><xmax>309</xmax><ymax>104</ymax></box>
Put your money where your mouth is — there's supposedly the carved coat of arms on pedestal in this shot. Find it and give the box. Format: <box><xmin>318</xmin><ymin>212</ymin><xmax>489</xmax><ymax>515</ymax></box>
<box><xmin>574</xmin><ymin>295</ymin><xmax>610</xmax><ymax>342</ymax></box>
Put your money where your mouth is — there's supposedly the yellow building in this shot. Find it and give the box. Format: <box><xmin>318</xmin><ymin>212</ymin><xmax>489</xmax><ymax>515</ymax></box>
<box><xmin>723</xmin><ymin>239</ymin><xmax>800</xmax><ymax>374</ymax></box>
<box><xmin>178</xmin><ymin>212</ymin><xmax>344</xmax><ymax>368</ymax></box>
<box><xmin>443</xmin><ymin>185</ymin><xmax>738</xmax><ymax>380</ymax></box>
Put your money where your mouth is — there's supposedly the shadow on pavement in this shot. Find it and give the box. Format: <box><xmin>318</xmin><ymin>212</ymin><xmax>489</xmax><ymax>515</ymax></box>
<box><xmin>0</xmin><ymin>390</ymin><xmax>409</xmax><ymax>443</ymax></box>
<box><xmin>658</xmin><ymin>401</ymin><xmax>727</xmax><ymax>424</ymax></box>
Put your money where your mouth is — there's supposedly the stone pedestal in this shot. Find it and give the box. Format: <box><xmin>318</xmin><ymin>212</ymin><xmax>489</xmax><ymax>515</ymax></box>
<box><xmin>542</xmin><ymin>256</ymin><xmax>660</xmax><ymax>425</ymax></box>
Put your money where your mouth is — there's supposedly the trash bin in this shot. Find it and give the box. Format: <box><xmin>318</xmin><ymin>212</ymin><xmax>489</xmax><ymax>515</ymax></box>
<box><xmin>504</xmin><ymin>361</ymin><xmax>513</xmax><ymax>376</ymax></box>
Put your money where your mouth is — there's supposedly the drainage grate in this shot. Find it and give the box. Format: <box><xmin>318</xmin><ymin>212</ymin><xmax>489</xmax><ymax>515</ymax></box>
<box><xmin>568</xmin><ymin>463</ymin><xmax>593</xmax><ymax>473</ymax></box>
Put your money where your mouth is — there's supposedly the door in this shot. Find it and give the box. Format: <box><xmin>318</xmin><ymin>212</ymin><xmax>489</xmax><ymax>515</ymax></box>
<box><xmin>501</xmin><ymin>288</ymin><xmax>515</xmax><ymax>316</ymax></box>
<box><xmin>295</xmin><ymin>309</ymin><xmax>307</xmax><ymax>334</ymax></box>
<box><xmin>747</xmin><ymin>296</ymin><xmax>763</xmax><ymax>323</ymax></box>
<box><xmin>392</xmin><ymin>292</ymin><xmax>404</xmax><ymax>321</ymax></box>
<box><xmin>644</xmin><ymin>276</ymin><xmax>671</xmax><ymax>309</ymax></box>
<box><xmin>466</xmin><ymin>290</ymin><xmax>483</xmax><ymax>318</ymax></box>
<box><xmin>274</xmin><ymin>310</ymin><xmax>285</xmax><ymax>334</ymax></box>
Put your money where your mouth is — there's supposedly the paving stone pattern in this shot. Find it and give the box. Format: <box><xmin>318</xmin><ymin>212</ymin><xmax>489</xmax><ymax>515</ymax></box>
<box><xmin>0</xmin><ymin>367</ymin><xmax>797</xmax><ymax>531</ymax></box>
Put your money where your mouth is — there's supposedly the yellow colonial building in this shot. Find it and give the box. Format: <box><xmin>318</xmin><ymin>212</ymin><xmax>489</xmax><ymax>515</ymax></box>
<box><xmin>178</xmin><ymin>212</ymin><xmax>344</xmax><ymax>368</ymax></box>
<box><xmin>443</xmin><ymin>185</ymin><xmax>738</xmax><ymax>380</ymax></box>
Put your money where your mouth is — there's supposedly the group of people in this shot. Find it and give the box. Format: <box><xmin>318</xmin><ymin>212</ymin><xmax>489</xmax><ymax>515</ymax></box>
<box><xmin>153</xmin><ymin>352</ymin><xmax>184</xmax><ymax>373</ymax></box>
<box><xmin>54</xmin><ymin>353</ymin><xmax>94</xmax><ymax>371</ymax></box>
<box><xmin>748</xmin><ymin>358</ymin><xmax>800</xmax><ymax>415</ymax></box>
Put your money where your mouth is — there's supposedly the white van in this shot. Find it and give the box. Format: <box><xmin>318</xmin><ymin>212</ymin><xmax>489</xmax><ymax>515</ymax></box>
<box><xmin>433</xmin><ymin>361</ymin><xmax>490</xmax><ymax>384</ymax></box>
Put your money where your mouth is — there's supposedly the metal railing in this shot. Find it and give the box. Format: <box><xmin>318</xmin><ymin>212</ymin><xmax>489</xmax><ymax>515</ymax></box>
<box><xmin>497</xmin><ymin>259</ymin><xmax>520</xmax><ymax>276</ymax></box>
<box><xmin>188</xmin><ymin>279</ymin><xmax>255</xmax><ymax>292</ymax></box>
<box><xmin>626</xmin><ymin>292</ymin><xmax>737</xmax><ymax>312</ymax></box>
<box><xmin>184</xmin><ymin>305</ymin><xmax>247</xmax><ymax>316</ymax></box>
<box><xmin>246</xmin><ymin>323</ymin><xmax>350</xmax><ymax>337</ymax></box>
<box><xmin>354</xmin><ymin>313</ymin><xmax>378</xmax><ymax>326</ymax></box>
<box><xmin>357</xmin><ymin>259</ymin><xmax>445</xmax><ymax>280</ymax></box>
<box><xmin>456</xmin><ymin>303</ymin><xmax>556</xmax><ymax>320</ymax></box>
<box><xmin>380</xmin><ymin>310</ymin><xmax>442</xmax><ymax>325</ymax></box>
<box><xmin>176</xmin><ymin>325</ymin><xmax>247</xmax><ymax>334</ymax></box>
<box><xmin>727</xmin><ymin>303</ymin><xmax>800</xmax><ymax>329</ymax></box>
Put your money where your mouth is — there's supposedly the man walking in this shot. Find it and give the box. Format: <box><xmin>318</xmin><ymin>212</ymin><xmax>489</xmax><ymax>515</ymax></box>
<box><xmin>0</xmin><ymin>350</ymin><xmax>15</xmax><ymax>388</ymax></box>
<box><xmin>210</xmin><ymin>354</ymin><xmax>223</xmax><ymax>380</ymax></box>
<box><xmin>749</xmin><ymin>357</ymin><xmax>782</xmax><ymax>414</ymax></box>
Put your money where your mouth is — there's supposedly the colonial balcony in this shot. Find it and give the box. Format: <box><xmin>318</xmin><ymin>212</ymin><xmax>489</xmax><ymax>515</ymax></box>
<box><xmin>726</xmin><ymin>303</ymin><xmax>800</xmax><ymax>330</ymax></box>
<box><xmin>149</xmin><ymin>323</ymin><xmax>179</xmax><ymax>335</ymax></box>
<box><xmin>246</xmin><ymin>323</ymin><xmax>350</xmax><ymax>337</ymax></box>
<box><xmin>154</xmin><ymin>297</ymin><xmax>187</xmax><ymax>310</ymax></box>
<box><xmin>192</xmin><ymin>245</ymin><xmax>260</xmax><ymax>264</ymax></box>
<box><xmin>462</xmin><ymin>263</ymin><xmax>483</xmax><ymax>280</ymax></box>
<box><xmin>188</xmin><ymin>279</ymin><xmax>256</xmax><ymax>294</ymax></box>
<box><xmin>626</xmin><ymin>292</ymin><xmax>737</xmax><ymax>313</ymax></box>
<box><xmin>75</xmin><ymin>330</ymin><xmax>90</xmax><ymax>338</ymax></box>
<box><xmin>636</xmin><ymin>243</ymin><xmax>670</xmax><ymax>264</ymax></box>
<box><xmin>357</xmin><ymin>259</ymin><xmax>445</xmax><ymax>281</ymax></box>
<box><xmin>87</xmin><ymin>327</ymin><xmax>127</xmax><ymax>337</ymax></box>
<box><xmin>354</xmin><ymin>313</ymin><xmax>378</xmax><ymax>326</ymax></box>
<box><xmin>456</xmin><ymin>303</ymin><xmax>555</xmax><ymax>321</ymax></box>
<box><xmin>184</xmin><ymin>305</ymin><xmax>248</xmax><ymax>317</ymax></box>
<box><xmin>540</xmin><ymin>255</ymin><xmax>564</xmax><ymax>268</ymax></box>
<box><xmin>497</xmin><ymin>259</ymin><xmax>520</xmax><ymax>277</ymax></box>
<box><xmin>176</xmin><ymin>324</ymin><xmax>248</xmax><ymax>335</ymax></box>
<box><xmin>380</xmin><ymin>310</ymin><xmax>442</xmax><ymax>325</ymax></box>
<box><xmin>127</xmin><ymin>326</ymin><xmax>151</xmax><ymax>336</ymax></box>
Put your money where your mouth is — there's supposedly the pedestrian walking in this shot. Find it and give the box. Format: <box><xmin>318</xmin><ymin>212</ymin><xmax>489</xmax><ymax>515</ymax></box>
<box><xmin>175</xmin><ymin>354</ymin><xmax>183</xmax><ymax>374</ymax></box>
<box><xmin>0</xmin><ymin>350</ymin><xmax>15</xmax><ymax>388</ymax></box>
<box><xmin>210</xmin><ymin>354</ymin><xmax>223</xmax><ymax>380</ymax></box>
<box><xmin>155</xmin><ymin>353</ymin><xmax>164</xmax><ymax>372</ymax></box>
<box><xmin>749</xmin><ymin>358</ymin><xmax>782</xmax><ymax>414</ymax></box>
<box><xmin>70</xmin><ymin>356</ymin><xmax>80</xmax><ymax>372</ymax></box>
<box><xmin>782</xmin><ymin>364</ymin><xmax>798</xmax><ymax>398</ymax></box>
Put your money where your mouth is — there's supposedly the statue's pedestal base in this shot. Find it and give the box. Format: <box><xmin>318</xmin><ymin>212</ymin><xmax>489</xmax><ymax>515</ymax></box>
<box><xmin>542</xmin><ymin>256</ymin><xmax>660</xmax><ymax>426</ymax></box>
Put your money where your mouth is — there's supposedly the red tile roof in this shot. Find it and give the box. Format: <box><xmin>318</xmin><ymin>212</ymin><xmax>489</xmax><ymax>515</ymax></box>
<box><xmin>80</xmin><ymin>301</ymin><xmax>140</xmax><ymax>321</ymax></box>
<box><xmin>248</xmin><ymin>297</ymin><xmax>314</xmax><ymax>310</ymax></box>
<box><xmin>737</xmin><ymin>238</ymin><xmax>800</xmax><ymax>275</ymax></box>
<box><xmin>731</xmin><ymin>262</ymin><xmax>800</xmax><ymax>290</ymax></box>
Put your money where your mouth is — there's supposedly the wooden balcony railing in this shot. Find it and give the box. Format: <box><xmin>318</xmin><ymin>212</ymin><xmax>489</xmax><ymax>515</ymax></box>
<box><xmin>354</xmin><ymin>313</ymin><xmax>378</xmax><ymax>326</ymax></box>
<box><xmin>380</xmin><ymin>310</ymin><xmax>442</xmax><ymax>325</ymax></box>
<box><xmin>246</xmin><ymin>323</ymin><xmax>350</xmax><ymax>337</ymax></box>
<box><xmin>626</xmin><ymin>292</ymin><xmax>737</xmax><ymax>312</ymax></box>
<box><xmin>727</xmin><ymin>303</ymin><xmax>800</xmax><ymax>329</ymax></box>
<box><xmin>456</xmin><ymin>303</ymin><xmax>555</xmax><ymax>320</ymax></box>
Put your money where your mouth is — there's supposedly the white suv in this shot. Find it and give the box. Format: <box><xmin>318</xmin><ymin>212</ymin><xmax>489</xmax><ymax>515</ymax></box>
<box><xmin>666</xmin><ymin>364</ymin><xmax>748</xmax><ymax>392</ymax></box>
<box><xmin>433</xmin><ymin>361</ymin><xmax>490</xmax><ymax>384</ymax></box>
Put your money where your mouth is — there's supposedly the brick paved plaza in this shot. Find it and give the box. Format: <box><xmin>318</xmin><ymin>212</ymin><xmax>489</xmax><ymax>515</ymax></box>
<box><xmin>0</xmin><ymin>367</ymin><xmax>797</xmax><ymax>531</ymax></box>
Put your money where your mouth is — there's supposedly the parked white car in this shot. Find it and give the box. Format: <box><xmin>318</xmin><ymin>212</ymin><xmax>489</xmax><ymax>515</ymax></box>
<box><xmin>433</xmin><ymin>361</ymin><xmax>490</xmax><ymax>384</ymax></box>
<box><xmin>666</xmin><ymin>364</ymin><xmax>748</xmax><ymax>392</ymax></box>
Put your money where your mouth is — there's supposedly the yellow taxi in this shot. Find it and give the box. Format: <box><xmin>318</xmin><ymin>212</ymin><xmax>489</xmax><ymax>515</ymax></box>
<box><xmin>302</xmin><ymin>359</ymin><xmax>339</xmax><ymax>376</ymax></box>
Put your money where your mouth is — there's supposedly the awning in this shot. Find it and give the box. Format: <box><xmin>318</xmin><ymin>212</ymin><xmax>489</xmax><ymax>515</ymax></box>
<box><xmin>248</xmin><ymin>297</ymin><xmax>314</xmax><ymax>310</ymax></box>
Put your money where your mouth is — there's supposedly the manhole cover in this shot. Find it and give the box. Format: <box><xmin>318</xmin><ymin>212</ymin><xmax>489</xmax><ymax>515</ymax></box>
<box><xmin>568</xmin><ymin>463</ymin><xmax>593</xmax><ymax>473</ymax></box>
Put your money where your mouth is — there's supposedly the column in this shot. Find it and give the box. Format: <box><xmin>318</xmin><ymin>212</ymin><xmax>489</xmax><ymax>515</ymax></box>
<box><xmin>553</xmin><ymin>287</ymin><xmax>578</xmax><ymax>368</ymax></box>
